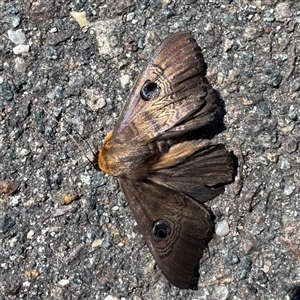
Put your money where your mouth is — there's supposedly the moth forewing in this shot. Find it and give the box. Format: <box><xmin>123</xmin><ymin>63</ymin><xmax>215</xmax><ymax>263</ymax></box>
<box><xmin>98</xmin><ymin>32</ymin><xmax>219</xmax><ymax>177</ymax></box>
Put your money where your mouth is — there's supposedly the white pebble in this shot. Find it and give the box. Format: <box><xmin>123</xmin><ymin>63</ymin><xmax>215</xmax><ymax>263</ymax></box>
<box><xmin>10</xmin><ymin>195</ymin><xmax>20</xmax><ymax>207</ymax></box>
<box><xmin>215</xmin><ymin>220</ymin><xmax>230</xmax><ymax>237</ymax></box>
<box><xmin>23</xmin><ymin>281</ymin><xmax>31</xmax><ymax>288</ymax></box>
<box><xmin>7</xmin><ymin>29</ymin><xmax>26</xmax><ymax>44</ymax></box>
<box><xmin>91</xmin><ymin>239</ymin><xmax>102</xmax><ymax>248</ymax></box>
<box><xmin>120</xmin><ymin>74</ymin><xmax>130</xmax><ymax>88</ymax></box>
<box><xmin>283</xmin><ymin>182</ymin><xmax>295</xmax><ymax>196</ymax></box>
<box><xmin>213</xmin><ymin>285</ymin><xmax>229</xmax><ymax>300</ymax></box>
<box><xmin>27</xmin><ymin>230</ymin><xmax>35</xmax><ymax>240</ymax></box>
<box><xmin>58</xmin><ymin>279</ymin><xmax>70</xmax><ymax>286</ymax></box>
<box><xmin>126</xmin><ymin>12</ymin><xmax>135</xmax><ymax>22</ymax></box>
<box><xmin>13</xmin><ymin>44</ymin><xmax>30</xmax><ymax>54</ymax></box>
<box><xmin>14</xmin><ymin>57</ymin><xmax>27</xmax><ymax>73</ymax></box>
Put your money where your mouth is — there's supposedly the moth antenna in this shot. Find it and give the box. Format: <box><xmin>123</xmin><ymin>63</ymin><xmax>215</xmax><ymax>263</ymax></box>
<box><xmin>43</xmin><ymin>108</ymin><xmax>98</xmax><ymax>169</ymax></box>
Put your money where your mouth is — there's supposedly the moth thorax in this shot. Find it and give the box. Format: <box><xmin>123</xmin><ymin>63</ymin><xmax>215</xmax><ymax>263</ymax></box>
<box><xmin>98</xmin><ymin>149</ymin><xmax>112</xmax><ymax>175</ymax></box>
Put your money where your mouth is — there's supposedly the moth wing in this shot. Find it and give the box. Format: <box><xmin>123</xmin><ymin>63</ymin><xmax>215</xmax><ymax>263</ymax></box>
<box><xmin>148</xmin><ymin>142</ymin><xmax>234</xmax><ymax>203</ymax></box>
<box><xmin>114</xmin><ymin>31</ymin><xmax>218</xmax><ymax>143</ymax></box>
<box><xmin>119</xmin><ymin>178</ymin><xmax>213</xmax><ymax>289</ymax></box>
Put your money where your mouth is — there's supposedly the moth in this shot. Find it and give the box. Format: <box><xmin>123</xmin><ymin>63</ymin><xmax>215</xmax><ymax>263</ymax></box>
<box><xmin>97</xmin><ymin>31</ymin><xmax>234</xmax><ymax>289</ymax></box>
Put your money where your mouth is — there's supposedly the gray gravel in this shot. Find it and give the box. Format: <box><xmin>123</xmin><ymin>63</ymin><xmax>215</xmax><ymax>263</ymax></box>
<box><xmin>1</xmin><ymin>1</ymin><xmax>300</xmax><ymax>299</ymax></box>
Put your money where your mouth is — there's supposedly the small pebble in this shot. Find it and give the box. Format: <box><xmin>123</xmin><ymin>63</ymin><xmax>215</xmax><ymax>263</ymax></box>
<box><xmin>239</xmin><ymin>257</ymin><xmax>252</xmax><ymax>279</ymax></box>
<box><xmin>91</xmin><ymin>239</ymin><xmax>102</xmax><ymax>248</ymax></box>
<box><xmin>120</xmin><ymin>74</ymin><xmax>130</xmax><ymax>88</ymax></box>
<box><xmin>275</xmin><ymin>2</ymin><xmax>291</xmax><ymax>22</ymax></box>
<box><xmin>267</xmin><ymin>153</ymin><xmax>278</xmax><ymax>163</ymax></box>
<box><xmin>283</xmin><ymin>138</ymin><xmax>298</xmax><ymax>153</ymax></box>
<box><xmin>58</xmin><ymin>279</ymin><xmax>70</xmax><ymax>286</ymax></box>
<box><xmin>13</xmin><ymin>45</ymin><xmax>30</xmax><ymax>55</ymax></box>
<box><xmin>243</xmin><ymin>26</ymin><xmax>258</xmax><ymax>40</ymax></box>
<box><xmin>60</xmin><ymin>192</ymin><xmax>79</xmax><ymax>205</ymax></box>
<box><xmin>19</xmin><ymin>149</ymin><xmax>30</xmax><ymax>156</ymax></box>
<box><xmin>111</xmin><ymin>205</ymin><xmax>119</xmax><ymax>211</ymax></box>
<box><xmin>267</xmin><ymin>71</ymin><xmax>282</xmax><ymax>87</ymax></box>
<box><xmin>257</xmin><ymin>102</ymin><xmax>271</xmax><ymax>118</ymax></box>
<box><xmin>80</xmin><ymin>174</ymin><xmax>91</xmax><ymax>185</ymax></box>
<box><xmin>11</xmin><ymin>16</ymin><xmax>21</xmax><ymax>28</ymax></box>
<box><xmin>213</xmin><ymin>285</ymin><xmax>229</xmax><ymax>300</ymax></box>
<box><xmin>283</xmin><ymin>182</ymin><xmax>295</xmax><ymax>196</ymax></box>
<box><xmin>263</xmin><ymin>264</ymin><xmax>270</xmax><ymax>273</ymax></box>
<box><xmin>25</xmin><ymin>270</ymin><xmax>39</xmax><ymax>280</ymax></box>
<box><xmin>259</xmin><ymin>156</ymin><xmax>269</xmax><ymax>165</ymax></box>
<box><xmin>280</xmin><ymin>157</ymin><xmax>291</xmax><ymax>170</ymax></box>
<box><xmin>264</xmin><ymin>9</ymin><xmax>275</xmax><ymax>22</ymax></box>
<box><xmin>7</xmin><ymin>29</ymin><xmax>26</xmax><ymax>44</ymax></box>
<box><xmin>70</xmin><ymin>11</ymin><xmax>89</xmax><ymax>27</ymax></box>
<box><xmin>215</xmin><ymin>220</ymin><xmax>230</xmax><ymax>236</ymax></box>
<box><xmin>292</xmin><ymin>82</ymin><xmax>300</xmax><ymax>92</ymax></box>
<box><xmin>251</xmin><ymin>225</ymin><xmax>265</xmax><ymax>236</ymax></box>
<box><xmin>23</xmin><ymin>281</ymin><xmax>31</xmax><ymax>288</ymax></box>
<box><xmin>126</xmin><ymin>12</ymin><xmax>135</xmax><ymax>22</ymax></box>
<box><xmin>288</xmin><ymin>110</ymin><xmax>297</xmax><ymax>120</ymax></box>
<box><xmin>227</xmin><ymin>252</ymin><xmax>240</xmax><ymax>264</ymax></box>
<box><xmin>27</xmin><ymin>230</ymin><xmax>35</xmax><ymax>240</ymax></box>
<box><xmin>14</xmin><ymin>57</ymin><xmax>27</xmax><ymax>73</ymax></box>
<box><xmin>0</xmin><ymin>180</ymin><xmax>18</xmax><ymax>194</ymax></box>
<box><xmin>280</xmin><ymin>123</ymin><xmax>295</xmax><ymax>134</ymax></box>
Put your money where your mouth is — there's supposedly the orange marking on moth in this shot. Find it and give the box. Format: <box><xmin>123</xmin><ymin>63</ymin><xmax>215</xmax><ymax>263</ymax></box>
<box><xmin>98</xmin><ymin>130</ymin><xmax>114</xmax><ymax>175</ymax></box>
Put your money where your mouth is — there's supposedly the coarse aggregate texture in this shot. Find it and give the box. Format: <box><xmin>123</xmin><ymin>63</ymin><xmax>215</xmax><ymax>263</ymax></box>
<box><xmin>1</xmin><ymin>1</ymin><xmax>300</xmax><ymax>299</ymax></box>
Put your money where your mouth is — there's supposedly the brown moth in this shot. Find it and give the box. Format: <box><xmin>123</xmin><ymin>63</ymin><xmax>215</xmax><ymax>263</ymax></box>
<box><xmin>97</xmin><ymin>31</ymin><xmax>234</xmax><ymax>289</ymax></box>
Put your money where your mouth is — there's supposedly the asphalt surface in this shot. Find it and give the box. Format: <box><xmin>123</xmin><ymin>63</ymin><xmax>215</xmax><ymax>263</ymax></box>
<box><xmin>1</xmin><ymin>1</ymin><xmax>300</xmax><ymax>299</ymax></box>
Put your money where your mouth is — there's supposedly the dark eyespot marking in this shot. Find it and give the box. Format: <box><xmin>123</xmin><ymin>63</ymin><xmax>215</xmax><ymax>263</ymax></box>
<box><xmin>140</xmin><ymin>80</ymin><xmax>160</xmax><ymax>100</ymax></box>
<box><xmin>152</xmin><ymin>220</ymin><xmax>170</xmax><ymax>241</ymax></box>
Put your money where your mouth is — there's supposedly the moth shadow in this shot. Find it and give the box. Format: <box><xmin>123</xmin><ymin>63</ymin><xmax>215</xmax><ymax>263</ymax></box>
<box><xmin>290</xmin><ymin>285</ymin><xmax>300</xmax><ymax>300</ymax></box>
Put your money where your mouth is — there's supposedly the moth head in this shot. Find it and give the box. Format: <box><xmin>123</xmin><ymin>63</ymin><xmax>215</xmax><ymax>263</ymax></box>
<box><xmin>140</xmin><ymin>80</ymin><xmax>161</xmax><ymax>100</ymax></box>
<box><xmin>98</xmin><ymin>131</ymin><xmax>114</xmax><ymax>175</ymax></box>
